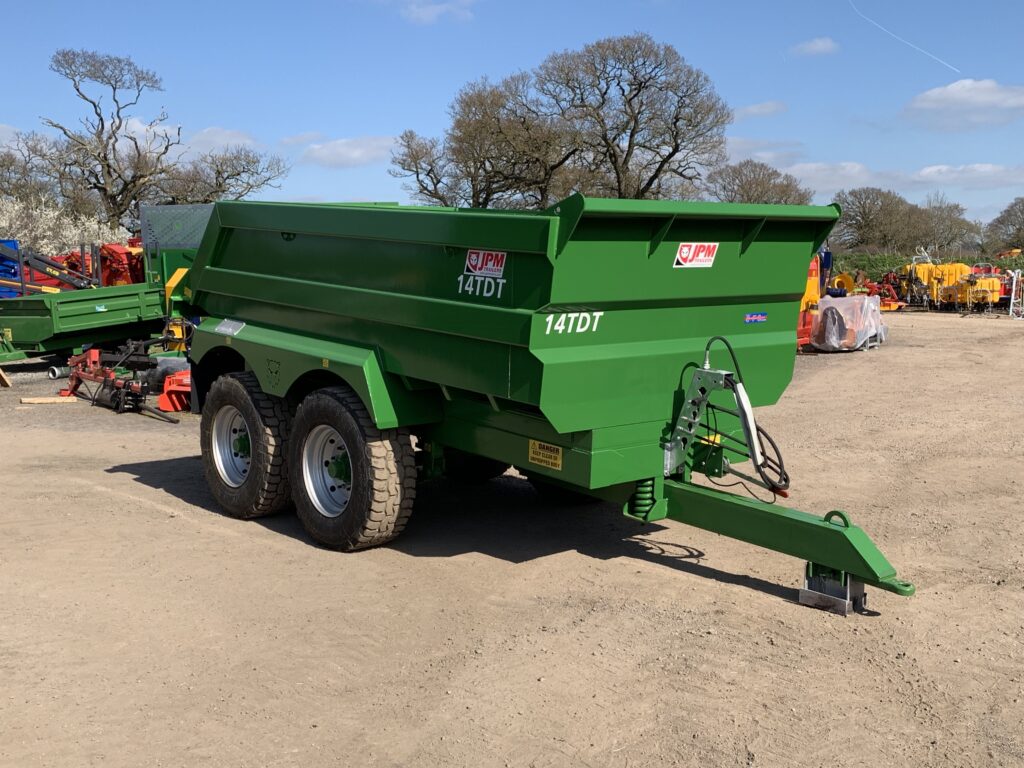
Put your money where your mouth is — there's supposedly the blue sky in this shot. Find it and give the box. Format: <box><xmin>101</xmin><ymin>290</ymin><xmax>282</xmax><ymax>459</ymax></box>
<box><xmin>1</xmin><ymin>0</ymin><xmax>1021</xmax><ymax>221</ymax></box>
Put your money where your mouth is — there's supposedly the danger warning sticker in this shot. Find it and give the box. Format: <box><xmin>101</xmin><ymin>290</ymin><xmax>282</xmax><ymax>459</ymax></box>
<box><xmin>528</xmin><ymin>439</ymin><xmax>563</xmax><ymax>471</ymax></box>
<box><xmin>674</xmin><ymin>242</ymin><xmax>719</xmax><ymax>269</ymax></box>
<box><xmin>465</xmin><ymin>249</ymin><xmax>507</xmax><ymax>278</ymax></box>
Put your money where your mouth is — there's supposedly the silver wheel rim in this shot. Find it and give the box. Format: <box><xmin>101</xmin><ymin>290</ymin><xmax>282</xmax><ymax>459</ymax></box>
<box><xmin>302</xmin><ymin>424</ymin><xmax>352</xmax><ymax>518</ymax></box>
<box><xmin>212</xmin><ymin>404</ymin><xmax>252</xmax><ymax>488</ymax></box>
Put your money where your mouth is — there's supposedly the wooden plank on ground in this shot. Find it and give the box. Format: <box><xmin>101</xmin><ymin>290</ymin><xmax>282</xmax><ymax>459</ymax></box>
<box><xmin>0</xmin><ymin>367</ymin><xmax>11</xmax><ymax>388</ymax></box>
<box><xmin>19</xmin><ymin>396</ymin><xmax>77</xmax><ymax>404</ymax></box>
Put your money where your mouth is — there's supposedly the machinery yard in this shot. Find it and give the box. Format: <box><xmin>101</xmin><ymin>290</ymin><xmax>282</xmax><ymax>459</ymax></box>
<box><xmin>1</xmin><ymin>311</ymin><xmax>1021</xmax><ymax>767</ymax></box>
<box><xmin>3</xmin><ymin>9</ymin><xmax>1024</xmax><ymax>767</ymax></box>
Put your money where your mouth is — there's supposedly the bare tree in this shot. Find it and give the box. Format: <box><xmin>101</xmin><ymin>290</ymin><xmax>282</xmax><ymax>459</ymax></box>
<box><xmin>39</xmin><ymin>49</ymin><xmax>181</xmax><ymax>227</ymax></box>
<box><xmin>392</xmin><ymin>81</ymin><xmax>521</xmax><ymax>208</ymax></box>
<box><xmin>535</xmin><ymin>34</ymin><xmax>730</xmax><ymax>199</ymax></box>
<box><xmin>154</xmin><ymin>146</ymin><xmax>288</xmax><ymax>205</ymax></box>
<box><xmin>986</xmin><ymin>197</ymin><xmax>1024</xmax><ymax>251</ymax></box>
<box><xmin>831</xmin><ymin>187</ymin><xmax>890</xmax><ymax>251</ymax></box>
<box><xmin>922</xmin><ymin>192</ymin><xmax>976</xmax><ymax>253</ymax></box>
<box><xmin>392</xmin><ymin>34</ymin><xmax>731</xmax><ymax>208</ymax></box>
<box><xmin>1</xmin><ymin>49</ymin><xmax>290</xmax><ymax>240</ymax></box>
<box><xmin>704</xmin><ymin>159</ymin><xmax>812</xmax><ymax>205</ymax></box>
<box><xmin>488</xmin><ymin>73</ymin><xmax>585</xmax><ymax>207</ymax></box>
<box><xmin>391</xmin><ymin>77</ymin><xmax>581</xmax><ymax>208</ymax></box>
<box><xmin>832</xmin><ymin>187</ymin><xmax>924</xmax><ymax>253</ymax></box>
<box><xmin>391</xmin><ymin>131</ymin><xmax>459</xmax><ymax>207</ymax></box>
<box><xmin>9</xmin><ymin>131</ymin><xmax>102</xmax><ymax>217</ymax></box>
<box><xmin>0</xmin><ymin>142</ymin><xmax>53</xmax><ymax>203</ymax></box>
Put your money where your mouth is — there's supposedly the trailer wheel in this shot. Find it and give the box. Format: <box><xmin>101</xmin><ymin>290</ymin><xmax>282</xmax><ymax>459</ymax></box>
<box><xmin>290</xmin><ymin>386</ymin><xmax>416</xmax><ymax>550</ymax></box>
<box><xmin>444</xmin><ymin>449</ymin><xmax>509</xmax><ymax>484</ymax></box>
<box><xmin>201</xmin><ymin>372</ymin><xmax>291</xmax><ymax>519</ymax></box>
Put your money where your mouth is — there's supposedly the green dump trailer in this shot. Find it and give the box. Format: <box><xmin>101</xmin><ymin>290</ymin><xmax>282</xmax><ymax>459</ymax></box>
<box><xmin>0</xmin><ymin>204</ymin><xmax>209</xmax><ymax>366</ymax></box>
<box><xmin>0</xmin><ymin>282</ymin><xmax>167</xmax><ymax>364</ymax></box>
<box><xmin>187</xmin><ymin>194</ymin><xmax>913</xmax><ymax>614</ymax></box>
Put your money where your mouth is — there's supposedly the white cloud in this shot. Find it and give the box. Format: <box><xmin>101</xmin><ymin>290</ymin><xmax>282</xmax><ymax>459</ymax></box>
<box><xmin>186</xmin><ymin>127</ymin><xmax>257</xmax><ymax>153</ymax></box>
<box><xmin>721</xmin><ymin>138</ymin><xmax>1020</xmax><ymax>219</ymax></box>
<box><xmin>783</xmin><ymin>161</ymin><xmax>881</xmax><ymax>196</ymax></box>
<box><xmin>727</xmin><ymin>137</ymin><xmax>805</xmax><ymax>167</ymax></box>
<box><xmin>281</xmin><ymin>131</ymin><xmax>325</xmax><ymax>146</ymax></box>
<box><xmin>910</xmin><ymin>163</ymin><xmax>1024</xmax><ymax>190</ymax></box>
<box><xmin>0</xmin><ymin>124</ymin><xmax>18</xmax><ymax>147</ymax></box>
<box><xmin>723</xmin><ymin>135</ymin><xmax>1021</xmax><ymax>205</ymax></box>
<box><xmin>301</xmin><ymin>136</ymin><xmax>395</xmax><ymax>168</ymax></box>
<box><xmin>400</xmin><ymin>0</ymin><xmax>475</xmax><ymax>24</ymax></box>
<box><xmin>790</xmin><ymin>37</ymin><xmax>839</xmax><ymax>56</ymax></box>
<box><xmin>907</xmin><ymin>79</ymin><xmax>1024</xmax><ymax>129</ymax></box>
<box><xmin>734</xmin><ymin>101</ymin><xmax>787</xmax><ymax>121</ymax></box>
<box><xmin>778</xmin><ymin>160</ymin><xmax>1023</xmax><ymax>208</ymax></box>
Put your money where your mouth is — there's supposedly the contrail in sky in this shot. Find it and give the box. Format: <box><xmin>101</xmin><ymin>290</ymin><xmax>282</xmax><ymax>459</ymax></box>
<box><xmin>848</xmin><ymin>0</ymin><xmax>961</xmax><ymax>74</ymax></box>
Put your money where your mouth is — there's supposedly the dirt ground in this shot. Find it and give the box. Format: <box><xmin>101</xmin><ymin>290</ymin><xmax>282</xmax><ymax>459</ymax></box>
<box><xmin>1</xmin><ymin>312</ymin><xmax>1022</xmax><ymax>768</ymax></box>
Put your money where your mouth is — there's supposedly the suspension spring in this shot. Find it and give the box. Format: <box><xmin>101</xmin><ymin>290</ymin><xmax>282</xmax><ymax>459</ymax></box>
<box><xmin>630</xmin><ymin>478</ymin><xmax>656</xmax><ymax>518</ymax></box>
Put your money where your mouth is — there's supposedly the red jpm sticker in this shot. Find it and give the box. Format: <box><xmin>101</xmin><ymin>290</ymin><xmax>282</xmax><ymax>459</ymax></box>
<box><xmin>465</xmin><ymin>249</ymin><xmax>507</xmax><ymax>278</ymax></box>
<box><xmin>673</xmin><ymin>242</ymin><xmax>719</xmax><ymax>269</ymax></box>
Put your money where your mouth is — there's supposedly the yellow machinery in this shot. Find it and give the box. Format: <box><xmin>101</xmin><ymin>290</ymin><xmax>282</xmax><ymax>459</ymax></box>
<box><xmin>831</xmin><ymin>272</ymin><xmax>855</xmax><ymax>293</ymax></box>
<box><xmin>939</xmin><ymin>274</ymin><xmax>1002</xmax><ymax>309</ymax></box>
<box><xmin>797</xmin><ymin>254</ymin><xmax>821</xmax><ymax>347</ymax></box>
<box><xmin>828</xmin><ymin>270</ymin><xmax>904</xmax><ymax>311</ymax></box>
<box><xmin>900</xmin><ymin>261</ymin><xmax>969</xmax><ymax>304</ymax></box>
<box><xmin>900</xmin><ymin>256</ymin><xmax>1000</xmax><ymax>310</ymax></box>
<box><xmin>903</xmin><ymin>261</ymin><xmax>936</xmax><ymax>294</ymax></box>
<box><xmin>932</xmin><ymin>263</ymin><xmax>971</xmax><ymax>304</ymax></box>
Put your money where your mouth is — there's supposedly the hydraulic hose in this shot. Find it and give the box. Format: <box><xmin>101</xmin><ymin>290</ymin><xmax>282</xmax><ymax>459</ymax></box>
<box><xmin>704</xmin><ymin>335</ymin><xmax>789</xmax><ymax>494</ymax></box>
<box><xmin>704</xmin><ymin>335</ymin><xmax>745</xmax><ymax>383</ymax></box>
<box><xmin>754</xmin><ymin>422</ymin><xmax>790</xmax><ymax>491</ymax></box>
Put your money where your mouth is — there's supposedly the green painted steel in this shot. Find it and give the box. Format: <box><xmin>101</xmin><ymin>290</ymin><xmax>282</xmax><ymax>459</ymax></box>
<box><xmin>0</xmin><ymin>204</ymin><xmax>206</xmax><ymax>360</ymax></box>
<box><xmin>663</xmin><ymin>481</ymin><xmax>915</xmax><ymax>595</ymax></box>
<box><xmin>187</xmin><ymin>193</ymin><xmax>913</xmax><ymax>599</ymax></box>
<box><xmin>189</xmin><ymin>194</ymin><xmax>836</xmax><ymax>432</ymax></box>
<box><xmin>0</xmin><ymin>331</ymin><xmax>25</xmax><ymax>364</ymax></box>
<box><xmin>0</xmin><ymin>282</ymin><xmax>166</xmax><ymax>356</ymax></box>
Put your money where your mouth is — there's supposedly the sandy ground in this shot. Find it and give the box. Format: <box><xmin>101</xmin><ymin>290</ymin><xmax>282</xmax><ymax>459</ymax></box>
<box><xmin>1</xmin><ymin>312</ymin><xmax>1022</xmax><ymax>768</ymax></box>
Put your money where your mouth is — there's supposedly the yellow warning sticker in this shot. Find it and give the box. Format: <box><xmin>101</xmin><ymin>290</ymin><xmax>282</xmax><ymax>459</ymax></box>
<box><xmin>528</xmin><ymin>439</ymin><xmax>563</xmax><ymax>471</ymax></box>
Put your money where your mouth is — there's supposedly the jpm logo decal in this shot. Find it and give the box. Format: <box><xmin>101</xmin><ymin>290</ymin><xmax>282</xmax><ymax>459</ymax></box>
<box><xmin>459</xmin><ymin>249</ymin><xmax>508</xmax><ymax>299</ymax></box>
<box><xmin>674</xmin><ymin>242</ymin><xmax>719</xmax><ymax>269</ymax></box>
<box><xmin>744</xmin><ymin>312</ymin><xmax>768</xmax><ymax>324</ymax></box>
<box><xmin>465</xmin><ymin>249</ymin><xmax>507</xmax><ymax>278</ymax></box>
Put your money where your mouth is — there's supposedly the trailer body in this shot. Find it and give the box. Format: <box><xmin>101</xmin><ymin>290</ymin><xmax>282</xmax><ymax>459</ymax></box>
<box><xmin>187</xmin><ymin>194</ymin><xmax>913</xmax><ymax>610</ymax></box>
<box><xmin>0</xmin><ymin>205</ymin><xmax>210</xmax><ymax>364</ymax></box>
<box><xmin>0</xmin><ymin>283</ymin><xmax>166</xmax><ymax>363</ymax></box>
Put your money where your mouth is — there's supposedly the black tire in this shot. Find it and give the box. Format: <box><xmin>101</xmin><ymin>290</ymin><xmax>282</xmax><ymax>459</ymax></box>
<box><xmin>289</xmin><ymin>386</ymin><xmax>416</xmax><ymax>550</ymax></box>
<box><xmin>200</xmin><ymin>372</ymin><xmax>291</xmax><ymax>519</ymax></box>
<box><xmin>444</xmin><ymin>448</ymin><xmax>509</xmax><ymax>484</ymax></box>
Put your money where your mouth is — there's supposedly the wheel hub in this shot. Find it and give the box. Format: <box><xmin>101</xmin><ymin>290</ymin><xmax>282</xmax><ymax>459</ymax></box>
<box><xmin>302</xmin><ymin>424</ymin><xmax>352</xmax><ymax>518</ymax></box>
<box><xmin>233</xmin><ymin>433</ymin><xmax>251</xmax><ymax>457</ymax></box>
<box><xmin>212</xmin><ymin>405</ymin><xmax>252</xmax><ymax>488</ymax></box>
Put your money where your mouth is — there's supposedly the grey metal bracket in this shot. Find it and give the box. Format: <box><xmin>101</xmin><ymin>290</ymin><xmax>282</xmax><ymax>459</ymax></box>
<box><xmin>662</xmin><ymin>367</ymin><xmax>729</xmax><ymax>477</ymax></box>
<box><xmin>799</xmin><ymin>563</ymin><xmax>867</xmax><ymax>616</ymax></box>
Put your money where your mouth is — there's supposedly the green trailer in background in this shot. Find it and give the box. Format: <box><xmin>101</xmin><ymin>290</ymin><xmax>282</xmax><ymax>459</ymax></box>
<box><xmin>0</xmin><ymin>283</ymin><xmax>167</xmax><ymax>364</ymax></box>
<box><xmin>186</xmin><ymin>193</ymin><xmax>913</xmax><ymax>614</ymax></box>
<box><xmin>0</xmin><ymin>204</ymin><xmax>210</xmax><ymax>366</ymax></box>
